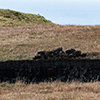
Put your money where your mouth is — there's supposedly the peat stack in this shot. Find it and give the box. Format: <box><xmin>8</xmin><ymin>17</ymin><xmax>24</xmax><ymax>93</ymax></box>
<box><xmin>33</xmin><ymin>47</ymin><xmax>87</xmax><ymax>60</ymax></box>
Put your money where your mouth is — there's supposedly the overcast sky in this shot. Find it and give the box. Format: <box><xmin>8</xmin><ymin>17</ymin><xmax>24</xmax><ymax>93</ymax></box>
<box><xmin>0</xmin><ymin>0</ymin><xmax>100</xmax><ymax>25</ymax></box>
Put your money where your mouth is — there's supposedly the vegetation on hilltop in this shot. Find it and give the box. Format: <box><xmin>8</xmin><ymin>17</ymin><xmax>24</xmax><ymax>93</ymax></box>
<box><xmin>0</xmin><ymin>9</ymin><xmax>53</xmax><ymax>26</ymax></box>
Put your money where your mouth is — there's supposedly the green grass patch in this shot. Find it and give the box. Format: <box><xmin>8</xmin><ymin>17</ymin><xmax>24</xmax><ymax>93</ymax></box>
<box><xmin>0</xmin><ymin>9</ymin><xmax>53</xmax><ymax>26</ymax></box>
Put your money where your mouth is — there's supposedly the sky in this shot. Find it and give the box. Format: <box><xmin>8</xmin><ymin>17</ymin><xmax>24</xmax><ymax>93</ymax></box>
<box><xmin>0</xmin><ymin>0</ymin><xmax>100</xmax><ymax>25</ymax></box>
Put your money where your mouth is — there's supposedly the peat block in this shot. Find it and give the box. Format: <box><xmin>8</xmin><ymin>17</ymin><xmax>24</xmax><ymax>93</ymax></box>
<box><xmin>0</xmin><ymin>47</ymin><xmax>100</xmax><ymax>83</ymax></box>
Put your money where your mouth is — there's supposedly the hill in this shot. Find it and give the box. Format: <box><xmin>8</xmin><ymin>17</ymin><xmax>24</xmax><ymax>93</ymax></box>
<box><xmin>0</xmin><ymin>9</ymin><xmax>100</xmax><ymax>61</ymax></box>
<box><xmin>0</xmin><ymin>9</ymin><xmax>53</xmax><ymax>26</ymax></box>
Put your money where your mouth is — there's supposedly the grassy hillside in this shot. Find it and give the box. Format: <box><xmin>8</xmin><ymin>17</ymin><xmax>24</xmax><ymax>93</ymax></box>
<box><xmin>0</xmin><ymin>9</ymin><xmax>53</xmax><ymax>26</ymax></box>
<box><xmin>0</xmin><ymin>25</ymin><xmax>100</xmax><ymax>61</ymax></box>
<box><xmin>0</xmin><ymin>9</ymin><xmax>100</xmax><ymax>61</ymax></box>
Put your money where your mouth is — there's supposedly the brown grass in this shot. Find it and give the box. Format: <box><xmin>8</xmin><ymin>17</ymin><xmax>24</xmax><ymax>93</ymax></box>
<box><xmin>0</xmin><ymin>81</ymin><xmax>100</xmax><ymax>100</ymax></box>
<box><xmin>0</xmin><ymin>24</ymin><xmax>100</xmax><ymax>60</ymax></box>
<box><xmin>0</xmin><ymin>21</ymin><xmax>100</xmax><ymax>99</ymax></box>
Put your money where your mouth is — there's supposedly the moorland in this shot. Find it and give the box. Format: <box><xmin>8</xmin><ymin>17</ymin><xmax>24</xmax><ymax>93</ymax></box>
<box><xmin>0</xmin><ymin>9</ymin><xmax>100</xmax><ymax>100</ymax></box>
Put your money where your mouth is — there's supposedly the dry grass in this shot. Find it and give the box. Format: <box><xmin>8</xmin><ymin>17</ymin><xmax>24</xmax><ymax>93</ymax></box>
<box><xmin>0</xmin><ymin>24</ymin><xmax>100</xmax><ymax>60</ymax></box>
<box><xmin>1</xmin><ymin>9</ymin><xmax>100</xmax><ymax>100</ymax></box>
<box><xmin>0</xmin><ymin>81</ymin><xmax>100</xmax><ymax>100</ymax></box>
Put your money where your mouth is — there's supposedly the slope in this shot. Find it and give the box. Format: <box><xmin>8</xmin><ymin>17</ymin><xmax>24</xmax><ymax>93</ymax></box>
<box><xmin>0</xmin><ymin>9</ymin><xmax>53</xmax><ymax>26</ymax></box>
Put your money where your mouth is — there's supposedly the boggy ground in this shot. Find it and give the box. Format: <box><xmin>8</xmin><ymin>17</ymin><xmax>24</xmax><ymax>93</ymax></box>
<box><xmin>0</xmin><ymin>81</ymin><xmax>100</xmax><ymax>100</ymax></box>
<box><xmin>0</xmin><ymin>9</ymin><xmax>100</xmax><ymax>100</ymax></box>
<box><xmin>0</xmin><ymin>24</ymin><xmax>100</xmax><ymax>61</ymax></box>
<box><xmin>0</xmin><ymin>24</ymin><xmax>100</xmax><ymax>100</ymax></box>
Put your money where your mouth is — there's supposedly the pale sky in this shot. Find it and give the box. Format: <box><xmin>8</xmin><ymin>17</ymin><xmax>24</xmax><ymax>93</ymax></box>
<box><xmin>0</xmin><ymin>0</ymin><xmax>100</xmax><ymax>25</ymax></box>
